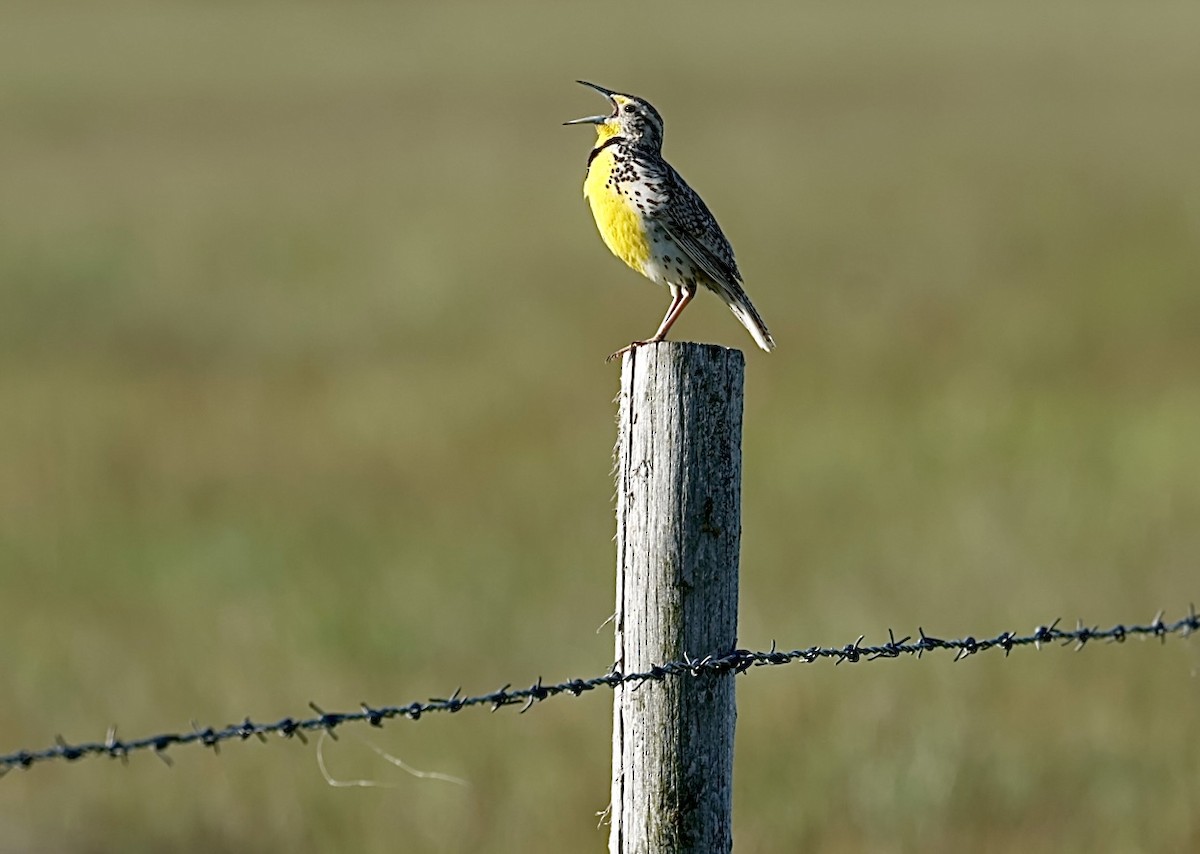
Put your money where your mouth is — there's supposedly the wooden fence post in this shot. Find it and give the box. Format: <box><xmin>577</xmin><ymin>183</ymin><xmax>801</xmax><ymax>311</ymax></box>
<box><xmin>610</xmin><ymin>341</ymin><xmax>744</xmax><ymax>854</ymax></box>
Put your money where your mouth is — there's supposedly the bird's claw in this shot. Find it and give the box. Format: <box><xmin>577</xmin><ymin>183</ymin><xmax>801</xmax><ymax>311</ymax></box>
<box><xmin>605</xmin><ymin>340</ymin><xmax>655</xmax><ymax>363</ymax></box>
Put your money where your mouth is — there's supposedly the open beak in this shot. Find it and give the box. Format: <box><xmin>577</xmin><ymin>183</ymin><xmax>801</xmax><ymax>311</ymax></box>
<box><xmin>563</xmin><ymin>80</ymin><xmax>618</xmax><ymax>126</ymax></box>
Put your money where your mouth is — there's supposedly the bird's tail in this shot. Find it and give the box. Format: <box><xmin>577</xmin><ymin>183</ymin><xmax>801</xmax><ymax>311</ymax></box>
<box><xmin>720</xmin><ymin>283</ymin><xmax>776</xmax><ymax>352</ymax></box>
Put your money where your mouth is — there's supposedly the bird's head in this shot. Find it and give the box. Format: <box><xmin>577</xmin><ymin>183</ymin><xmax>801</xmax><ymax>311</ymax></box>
<box><xmin>564</xmin><ymin>81</ymin><xmax>664</xmax><ymax>150</ymax></box>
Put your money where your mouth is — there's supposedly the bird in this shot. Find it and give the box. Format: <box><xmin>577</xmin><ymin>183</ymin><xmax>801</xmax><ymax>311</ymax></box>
<box><xmin>565</xmin><ymin>80</ymin><xmax>775</xmax><ymax>361</ymax></box>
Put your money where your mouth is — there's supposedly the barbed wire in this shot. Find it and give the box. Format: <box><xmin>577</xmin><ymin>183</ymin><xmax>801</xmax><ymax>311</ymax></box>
<box><xmin>2</xmin><ymin>606</ymin><xmax>1195</xmax><ymax>775</ymax></box>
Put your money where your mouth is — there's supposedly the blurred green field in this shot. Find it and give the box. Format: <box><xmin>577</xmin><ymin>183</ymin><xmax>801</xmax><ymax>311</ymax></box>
<box><xmin>2</xmin><ymin>1</ymin><xmax>1199</xmax><ymax>851</ymax></box>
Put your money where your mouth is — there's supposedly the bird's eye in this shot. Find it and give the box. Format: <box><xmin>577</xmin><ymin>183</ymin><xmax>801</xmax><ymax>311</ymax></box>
<box><xmin>623</xmin><ymin>104</ymin><xmax>635</xmax><ymax>114</ymax></box>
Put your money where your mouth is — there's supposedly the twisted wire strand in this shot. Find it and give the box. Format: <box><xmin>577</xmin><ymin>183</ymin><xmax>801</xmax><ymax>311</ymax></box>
<box><xmin>3</xmin><ymin>607</ymin><xmax>1195</xmax><ymax>774</ymax></box>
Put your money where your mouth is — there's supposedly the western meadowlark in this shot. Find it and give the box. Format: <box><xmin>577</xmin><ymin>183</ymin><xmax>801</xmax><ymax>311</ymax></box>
<box><xmin>565</xmin><ymin>80</ymin><xmax>775</xmax><ymax>360</ymax></box>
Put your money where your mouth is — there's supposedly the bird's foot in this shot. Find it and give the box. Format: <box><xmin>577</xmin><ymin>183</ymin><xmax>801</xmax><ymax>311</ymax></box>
<box><xmin>605</xmin><ymin>339</ymin><xmax>658</xmax><ymax>363</ymax></box>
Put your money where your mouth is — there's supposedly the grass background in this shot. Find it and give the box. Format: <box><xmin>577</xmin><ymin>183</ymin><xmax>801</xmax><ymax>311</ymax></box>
<box><xmin>2</xmin><ymin>1</ymin><xmax>1199</xmax><ymax>851</ymax></box>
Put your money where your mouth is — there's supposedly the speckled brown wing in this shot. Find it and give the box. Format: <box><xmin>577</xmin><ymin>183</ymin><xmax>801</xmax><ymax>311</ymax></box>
<box><xmin>657</xmin><ymin>165</ymin><xmax>745</xmax><ymax>291</ymax></box>
<box><xmin>657</xmin><ymin>163</ymin><xmax>776</xmax><ymax>351</ymax></box>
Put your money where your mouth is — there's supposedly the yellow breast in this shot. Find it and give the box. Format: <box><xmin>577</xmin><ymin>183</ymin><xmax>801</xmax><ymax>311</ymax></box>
<box><xmin>583</xmin><ymin>147</ymin><xmax>651</xmax><ymax>274</ymax></box>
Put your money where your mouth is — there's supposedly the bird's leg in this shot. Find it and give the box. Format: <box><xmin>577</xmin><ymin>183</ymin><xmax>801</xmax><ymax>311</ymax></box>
<box><xmin>606</xmin><ymin>286</ymin><xmax>694</xmax><ymax>362</ymax></box>
<box><xmin>648</xmin><ymin>285</ymin><xmax>695</xmax><ymax>342</ymax></box>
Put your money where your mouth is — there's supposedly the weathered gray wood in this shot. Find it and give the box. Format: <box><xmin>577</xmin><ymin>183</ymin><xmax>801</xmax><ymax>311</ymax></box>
<box><xmin>610</xmin><ymin>341</ymin><xmax>744</xmax><ymax>854</ymax></box>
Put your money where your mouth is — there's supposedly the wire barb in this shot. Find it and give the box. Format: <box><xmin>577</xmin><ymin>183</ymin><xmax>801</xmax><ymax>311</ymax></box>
<box><xmin>2</xmin><ymin>608</ymin><xmax>1195</xmax><ymax>775</ymax></box>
